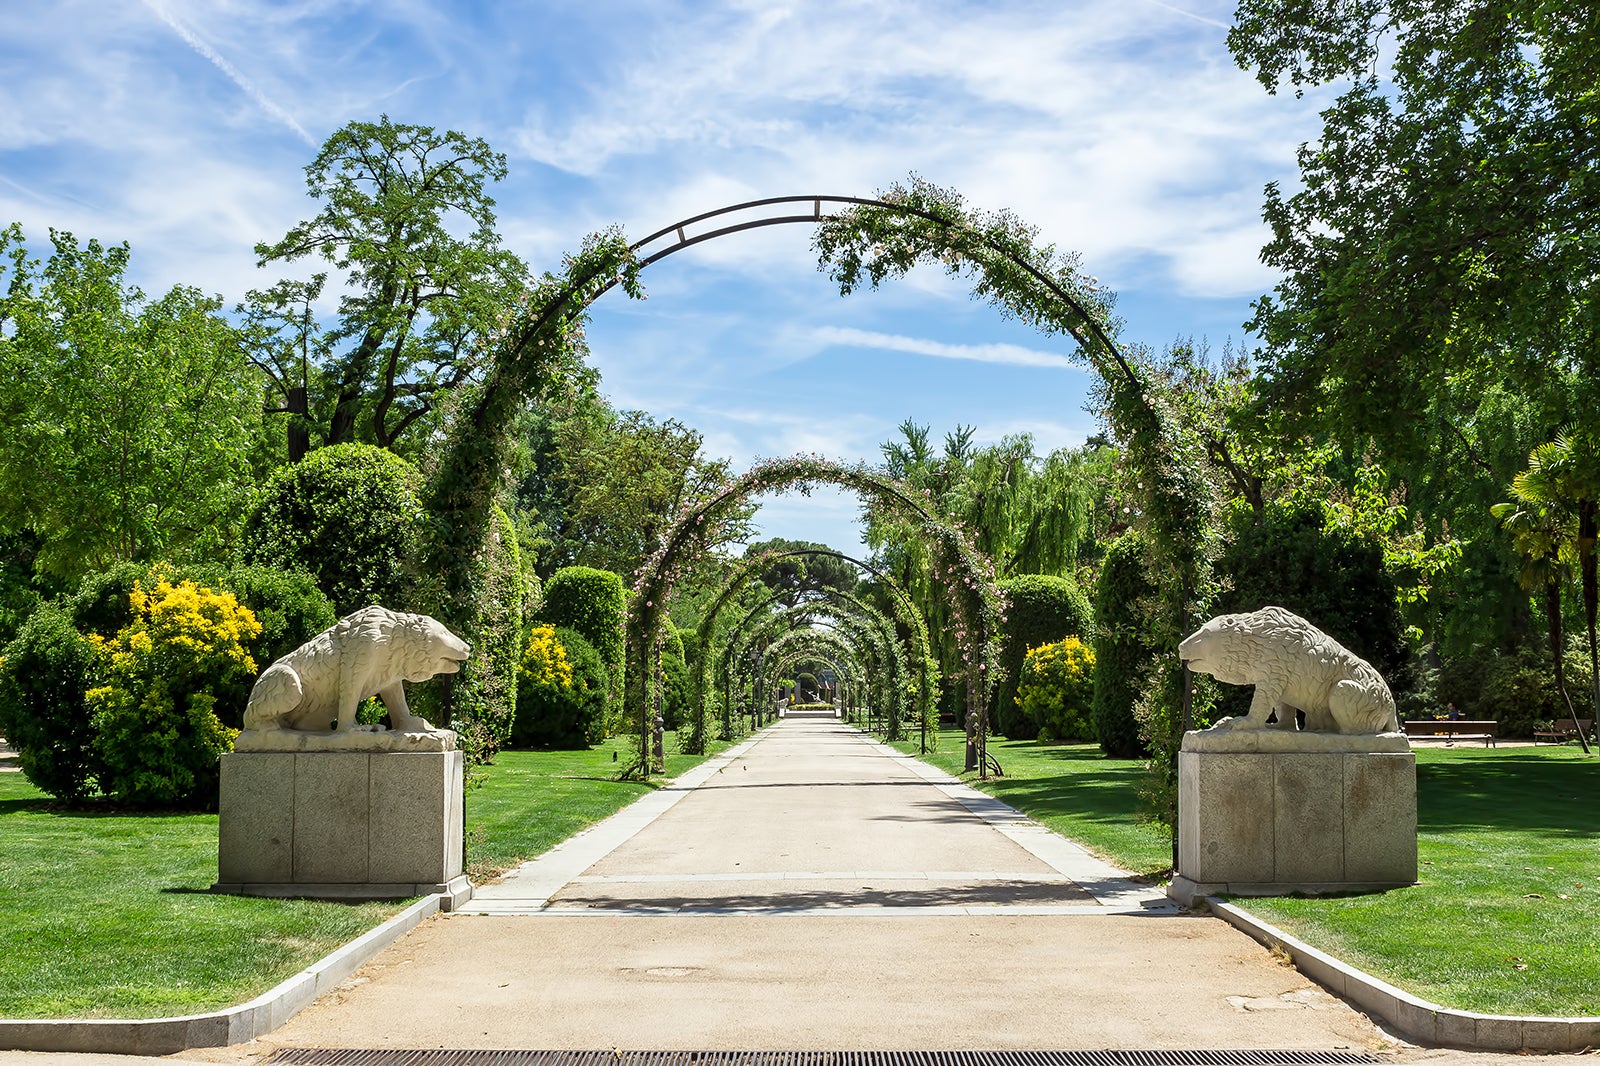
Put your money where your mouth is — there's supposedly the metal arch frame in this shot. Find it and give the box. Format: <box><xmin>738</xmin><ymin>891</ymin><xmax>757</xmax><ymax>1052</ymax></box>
<box><xmin>488</xmin><ymin>192</ymin><xmax>1131</xmax><ymax>780</ymax></box>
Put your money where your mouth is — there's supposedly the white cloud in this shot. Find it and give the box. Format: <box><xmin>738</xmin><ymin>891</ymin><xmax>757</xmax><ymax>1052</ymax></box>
<box><xmin>813</xmin><ymin>326</ymin><xmax>1087</xmax><ymax>371</ymax></box>
<box><xmin>141</xmin><ymin>0</ymin><xmax>317</xmax><ymax>146</ymax></box>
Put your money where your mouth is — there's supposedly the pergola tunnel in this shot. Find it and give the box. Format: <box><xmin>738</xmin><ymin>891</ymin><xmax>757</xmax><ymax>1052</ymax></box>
<box><xmin>423</xmin><ymin>180</ymin><xmax>1197</xmax><ymax>784</ymax></box>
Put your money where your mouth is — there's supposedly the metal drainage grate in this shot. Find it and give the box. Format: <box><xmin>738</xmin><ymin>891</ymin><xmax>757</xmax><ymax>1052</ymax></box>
<box><xmin>266</xmin><ymin>1051</ymin><xmax>1381</xmax><ymax>1066</ymax></box>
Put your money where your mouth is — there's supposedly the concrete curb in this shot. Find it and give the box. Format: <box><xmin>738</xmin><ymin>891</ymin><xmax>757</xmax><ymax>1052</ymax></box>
<box><xmin>0</xmin><ymin>893</ymin><xmax>442</xmax><ymax>1054</ymax></box>
<box><xmin>1208</xmin><ymin>897</ymin><xmax>1600</xmax><ymax>1052</ymax></box>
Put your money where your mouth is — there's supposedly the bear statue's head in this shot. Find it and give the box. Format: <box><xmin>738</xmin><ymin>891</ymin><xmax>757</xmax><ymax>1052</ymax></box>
<box><xmin>1178</xmin><ymin>613</ymin><xmax>1256</xmax><ymax>686</ymax></box>
<box><xmin>395</xmin><ymin>612</ymin><xmax>472</xmax><ymax>683</ymax></box>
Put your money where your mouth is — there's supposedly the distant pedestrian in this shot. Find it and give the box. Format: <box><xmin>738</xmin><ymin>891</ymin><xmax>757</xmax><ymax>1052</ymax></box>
<box><xmin>1446</xmin><ymin>702</ymin><xmax>1460</xmax><ymax>720</ymax></box>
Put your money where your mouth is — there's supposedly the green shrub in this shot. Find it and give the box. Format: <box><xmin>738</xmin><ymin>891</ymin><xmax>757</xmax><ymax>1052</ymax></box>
<box><xmin>659</xmin><ymin>620</ymin><xmax>691</xmax><ymax>730</ymax></box>
<box><xmin>1018</xmin><ymin>636</ymin><xmax>1097</xmax><ymax>741</ymax></box>
<box><xmin>1093</xmin><ymin>532</ymin><xmax>1158</xmax><ymax>758</ymax></box>
<box><xmin>538</xmin><ymin>566</ymin><xmax>625</xmax><ymax>725</ymax></box>
<box><xmin>994</xmin><ymin>574</ymin><xmax>1093</xmax><ymax>739</ymax></box>
<box><xmin>86</xmin><ymin>575</ymin><xmax>259</xmax><ymax>807</ymax></box>
<box><xmin>0</xmin><ymin>602</ymin><xmax>104</xmax><ymax>801</ymax></box>
<box><xmin>511</xmin><ymin>624</ymin><xmax>608</xmax><ymax>749</ymax></box>
<box><xmin>239</xmin><ymin>444</ymin><xmax>422</xmax><ymax>615</ymax></box>
<box><xmin>192</xmin><ymin>564</ymin><xmax>336</xmax><ymax>669</ymax></box>
<box><xmin>68</xmin><ymin>561</ymin><xmax>149</xmax><ymax>638</ymax></box>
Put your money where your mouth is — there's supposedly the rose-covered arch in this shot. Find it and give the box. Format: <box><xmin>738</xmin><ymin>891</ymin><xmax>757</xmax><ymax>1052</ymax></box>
<box><xmin>426</xmin><ymin>179</ymin><xmax>1211</xmax><ymax>811</ymax></box>
<box><xmin>626</xmin><ymin>454</ymin><xmax>1001</xmax><ymax>777</ymax></box>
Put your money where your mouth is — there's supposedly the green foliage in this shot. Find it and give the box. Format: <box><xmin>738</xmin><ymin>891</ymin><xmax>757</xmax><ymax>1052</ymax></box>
<box><xmin>516</xmin><ymin>401</ymin><xmax>748</xmax><ymax>580</ymax></box>
<box><xmin>994</xmin><ymin>574</ymin><xmax>1093</xmax><ymax>739</ymax></box>
<box><xmin>538</xmin><ymin>566</ymin><xmax>625</xmax><ymax>724</ymax></box>
<box><xmin>0</xmin><ymin>603</ymin><xmax>104</xmax><ymax>801</ymax></box>
<box><xmin>246</xmin><ymin>117</ymin><xmax>528</xmax><ymax>453</ymax></box>
<box><xmin>0</xmin><ymin>224</ymin><xmax>263</xmax><ymax>585</ymax></box>
<box><xmin>1017</xmin><ymin>636</ymin><xmax>1096</xmax><ymax>742</ymax></box>
<box><xmin>240</xmin><ymin>444</ymin><xmax>422</xmax><ymax>616</ymax></box>
<box><xmin>445</xmin><ymin>503</ymin><xmax>525</xmax><ymax>764</ymax></box>
<box><xmin>511</xmin><ymin>625</ymin><xmax>607</xmax><ymax>749</ymax></box>
<box><xmin>188</xmin><ymin>564</ymin><xmax>336</xmax><ymax>669</ymax></box>
<box><xmin>86</xmin><ymin>576</ymin><xmax>259</xmax><ymax>807</ymax></box>
<box><xmin>1093</xmin><ymin>532</ymin><xmax>1158</xmax><ymax>758</ymax></box>
<box><xmin>1214</xmin><ymin>499</ymin><xmax>1408</xmax><ymax>720</ymax></box>
<box><xmin>658</xmin><ymin>620</ymin><xmax>691</xmax><ymax>730</ymax></box>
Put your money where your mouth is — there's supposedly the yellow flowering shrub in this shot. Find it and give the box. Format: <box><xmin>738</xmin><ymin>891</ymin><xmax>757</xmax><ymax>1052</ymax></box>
<box><xmin>86</xmin><ymin>574</ymin><xmax>261</xmax><ymax>806</ymax></box>
<box><xmin>1017</xmin><ymin>635</ymin><xmax>1096</xmax><ymax>742</ymax></box>
<box><xmin>518</xmin><ymin>624</ymin><xmax>573</xmax><ymax>692</ymax></box>
<box><xmin>512</xmin><ymin>625</ymin><xmax>607</xmax><ymax>749</ymax></box>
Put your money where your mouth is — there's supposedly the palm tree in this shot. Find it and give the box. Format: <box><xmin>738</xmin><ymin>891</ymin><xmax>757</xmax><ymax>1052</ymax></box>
<box><xmin>1493</xmin><ymin>433</ymin><xmax>1596</xmax><ymax>752</ymax></box>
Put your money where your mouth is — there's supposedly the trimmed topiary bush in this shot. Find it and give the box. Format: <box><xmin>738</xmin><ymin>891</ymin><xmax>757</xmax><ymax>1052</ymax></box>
<box><xmin>538</xmin><ymin>566</ymin><xmax>625</xmax><ymax>727</ymax></box>
<box><xmin>0</xmin><ymin>602</ymin><xmax>104</xmax><ymax>801</ymax></box>
<box><xmin>1018</xmin><ymin>635</ymin><xmax>1096</xmax><ymax>741</ymax></box>
<box><xmin>511</xmin><ymin>624</ymin><xmax>608</xmax><ymax>749</ymax></box>
<box><xmin>994</xmin><ymin>574</ymin><xmax>1093</xmax><ymax>739</ymax></box>
<box><xmin>86</xmin><ymin>575</ymin><xmax>259</xmax><ymax>807</ymax></box>
<box><xmin>659</xmin><ymin>620</ymin><xmax>690</xmax><ymax>730</ymax></box>
<box><xmin>239</xmin><ymin>444</ymin><xmax>422</xmax><ymax>615</ymax></box>
<box><xmin>1093</xmin><ymin>532</ymin><xmax>1158</xmax><ymax>758</ymax></box>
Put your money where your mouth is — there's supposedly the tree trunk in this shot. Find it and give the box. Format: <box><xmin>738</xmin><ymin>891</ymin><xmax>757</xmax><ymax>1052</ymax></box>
<box><xmin>1546</xmin><ymin>574</ymin><xmax>1590</xmax><ymax>753</ymax></box>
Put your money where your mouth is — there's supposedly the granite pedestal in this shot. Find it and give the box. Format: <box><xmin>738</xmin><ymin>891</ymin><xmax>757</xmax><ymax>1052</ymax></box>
<box><xmin>213</xmin><ymin>750</ymin><xmax>472</xmax><ymax>909</ymax></box>
<box><xmin>1168</xmin><ymin>729</ymin><xmax>1416</xmax><ymax>906</ymax></box>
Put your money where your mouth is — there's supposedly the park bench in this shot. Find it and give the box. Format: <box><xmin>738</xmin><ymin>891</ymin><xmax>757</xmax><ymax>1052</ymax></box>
<box><xmin>1402</xmin><ymin>719</ymin><xmax>1498</xmax><ymax>747</ymax></box>
<box><xmin>1534</xmin><ymin>718</ymin><xmax>1594</xmax><ymax>745</ymax></box>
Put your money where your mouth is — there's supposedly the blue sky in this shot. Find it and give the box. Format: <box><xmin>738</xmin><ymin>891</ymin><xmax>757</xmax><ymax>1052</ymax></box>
<box><xmin>0</xmin><ymin>1</ymin><xmax>1322</xmax><ymax>555</ymax></box>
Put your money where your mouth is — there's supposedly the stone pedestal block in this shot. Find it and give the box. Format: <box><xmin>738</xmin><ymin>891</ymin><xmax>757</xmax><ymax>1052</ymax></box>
<box><xmin>1170</xmin><ymin>744</ymin><xmax>1416</xmax><ymax>905</ymax></box>
<box><xmin>214</xmin><ymin>751</ymin><xmax>471</xmax><ymax>909</ymax></box>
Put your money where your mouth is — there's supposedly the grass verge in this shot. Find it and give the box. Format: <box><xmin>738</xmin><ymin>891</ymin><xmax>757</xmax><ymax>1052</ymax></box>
<box><xmin>0</xmin><ymin>771</ymin><xmax>397</xmax><ymax>1020</ymax></box>
<box><xmin>1237</xmin><ymin>745</ymin><xmax>1600</xmax><ymax>1017</ymax></box>
<box><xmin>0</xmin><ymin>729</ymin><xmax>733</xmax><ymax>1019</ymax></box>
<box><xmin>892</xmin><ymin>727</ymin><xmax>1600</xmax><ymax>1017</ymax></box>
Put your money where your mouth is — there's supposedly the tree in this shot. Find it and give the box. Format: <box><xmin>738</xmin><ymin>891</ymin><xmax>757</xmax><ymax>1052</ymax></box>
<box><xmin>1493</xmin><ymin>432</ymin><xmax>1600</xmax><ymax>745</ymax></box>
<box><xmin>248</xmin><ymin>117</ymin><xmax>528</xmax><ymax>453</ymax></box>
<box><xmin>1230</xmin><ymin>2</ymin><xmax>1600</xmax><ymax>459</ymax></box>
<box><xmin>516</xmin><ymin>398</ymin><xmax>748</xmax><ymax>580</ymax></box>
<box><xmin>743</xmin><ymin>538</ymin><xmax>859</xmax><ymax>604</ymax></box>
<box><xmin>0</xmin><ymin>225</ymin><xmax>263</xmax><ymax>585</ymax></box>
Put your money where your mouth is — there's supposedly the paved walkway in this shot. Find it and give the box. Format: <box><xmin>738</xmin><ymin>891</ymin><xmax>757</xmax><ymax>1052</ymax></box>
<box><xmin>235</xmin><ymin>717</ymin><xmax>1389</xmax><ymax>1052</ymax></box>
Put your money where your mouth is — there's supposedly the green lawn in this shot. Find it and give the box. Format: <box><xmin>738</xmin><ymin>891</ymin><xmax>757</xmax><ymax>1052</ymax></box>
<box><xmin>889</xmin><ymin>728</ymin><xmax>1173</xmax><ymax>877</ymax></box>
<box><xmin>0</xmin><ymin>730</ymin><xmax>732</xmax><ymax>1019</ymax></box>
<box><xmin>894</xmin><ymin>727</ymin><xmax>1600</xmax><ymax>1017</ymax></box>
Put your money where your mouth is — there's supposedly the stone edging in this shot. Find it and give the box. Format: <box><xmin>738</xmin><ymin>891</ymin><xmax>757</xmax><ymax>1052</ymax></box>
<box><xmin>1208</xmin><ymin>897</ymin><xmax>1600</xmax><ymax>1052</ymax></box>
<box><xmin>0</xmin><ymin>893</ymin><xmax>442</xmax><ymax>1055</ymax></box>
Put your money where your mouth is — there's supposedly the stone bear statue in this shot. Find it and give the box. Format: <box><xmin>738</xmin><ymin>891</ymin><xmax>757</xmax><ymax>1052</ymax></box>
<box><xmin>1178</xmin><ymin>605</ymin><xmax>1399</xmax><ymax>735</ymax></box>
<box><xmin>242</xmin><ymin>605</ymin><xmax>471</xmax><ymax>737</ymax></box>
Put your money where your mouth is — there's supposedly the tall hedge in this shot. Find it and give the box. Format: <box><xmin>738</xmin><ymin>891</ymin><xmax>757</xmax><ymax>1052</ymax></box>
<box><xmin>1093</xmin><ymin>532</ymin><xmax>1158</xmax><ymax>757</ymax></box>
<box><xmin>659</xmin><ymin>619</ymin><xmax>691</xmax><ymax>730</ymax></box>
<box><xmin>538</xmin><ymin>566</ymin><xmax>625</xmax><ymax>728</ymax></box>
<box><xmin>444</xmin><ymin>503</ymin><xmax>525</xmax><ymax>763</ymax></box>
<box><xmin>994</xmin><ymin>574</ymin><xmax>1093</xmax><ymax>739</ymax></box>
<box><xmin>239</xmin><ymin>444</ymin><xmax>422</xmax><ymax>615</ymax></box>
